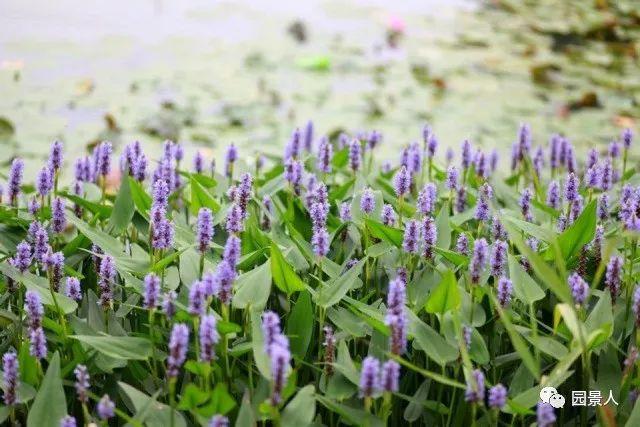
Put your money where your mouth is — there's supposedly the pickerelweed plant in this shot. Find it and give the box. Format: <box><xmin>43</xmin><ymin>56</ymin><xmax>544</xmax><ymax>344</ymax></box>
<box><xmin>0</xmin><ymin>124</ymin><xmax>638</xmax><ymax>427</ymax></box>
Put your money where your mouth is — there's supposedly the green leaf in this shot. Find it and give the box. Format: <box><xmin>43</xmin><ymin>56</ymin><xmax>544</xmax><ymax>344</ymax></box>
<box><xmin>198</xmin><ymin>383</ymin><xmax>236</xmax><ymax>417</ymax></box>
<box><xmin>0</xmin><ymin>263</ymin><xmax>77</xmax><ymax>314</ymax></box>
<box><xmin>233</xmin><ymin>260</ymin><xmax>272</xmax><ymax>310</ymax></box>
<box><xmin>281</xmin><ymin>385</ymin><xmax>316</xmax><ymax>427</ymax></box>
<box><xmin>251</xmin><ymin>309</ymin><xmax>271</xmax><ymax>378</ymax></box>
<box><xmin>270</xmin><ymin>243</ymin><xmax>305</xmax><ymax>295</ymax></box>
<box><xmin>317</xmin><ymin>258</ymin><xmax>365</xmax><ymax>308</ymax></box>
<box><xmin>190</xmin><ymin>176</ymin><xmax>221</xmax><ymax>213</ymax></box>
<box><xmin>364</xmin><ymin>219</ymin><xmax>403</xmax><ymax>247</ymax></box>
<box><xmin>287</xmin><ymin>291</ymin><xmax>314</xmax><ymax>359</ymax></box>
<box><xmin>508</xmin><ymin>254</ymin><xmax>545</xmax><ymax>304</ymax></box>
<box><xmin>557</xmin><ymin>200</ymin><xmax>596</xmax><ymax>260</ymax></box>
<box><xmin>436</xmin><ymin>206</ymin><xmax>451</xmax><ymax>250</ymax></box>
<box><xmin>129</xmin><ymin>177</ymin><xmax>152</xmax><ymax>215</ymax></box>
<box><xmin>315</xmin><ymin>396</ymin><xmax>384</xmax><ymax>427</ymax></box>
<box><xmin>67</xmin><ymin>214</ymin><xmax>149</xmax><ymax>273</ymax></box>
<box><xmin>490</xmin><ymin>293</ymin><xmax>540</xmax><ymax>379</ymax></box>
<box><xmin>70</xmin><ymin>335</ymin><xmax>152</xmax><ymax>360</ymax></box>
<box><xmin>27</xmin><ymin>352</ymin><xmax>66</xmax><ymax>427</ymax></box>
<box><xmin>119</xmin><ymin>382</ymin><xmax>186</xmax><ymax>427</ymax></box>
<box><xmin>235</xmin><ymin>392</ymin><xmax>255</xmax><ymax>427</ymax></box>
<box><xmin>407</xmin><ymin>311</ymin><xmax>458</xmax><ymax>366</ymax></box>
<box><xmin>425</xmin><ymin>269</ymin><xmax>460</xmax><ymax>314</ymax></box>
<box><xmin>108</xmin><ymin>174</ymin><xmax>135</xmax><ymax>234</ymax></box>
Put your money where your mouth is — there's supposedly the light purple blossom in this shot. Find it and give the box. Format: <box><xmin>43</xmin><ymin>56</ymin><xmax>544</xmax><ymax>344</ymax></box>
<box><xmin>456</xmin><ymin>234</ymin><xmax>469</xmax><ymax>255</ymax></box>
<box><xmin>317</xmin><ymin>137</ymin><xmax>333</xmax><ymax>173</ymax></box>
<box><xmin>488</xmin><ymin>384</ymin><xmax>507</xmax><ymax>409</ymax></box>
<box><xmin>490</xmin><ymin>240</ymin><xmax>507</xmax><ymax>277</ymax></box>
<box><xmin>622</xmin><ymin>128</ymin><xmax>633</xmax><ymax>149</ymax></box>
<box><xmin>200</xmin><ymin>314</ymin><xmax>220</xmax><ymax>362</ymax></box>
<box><xmin>10</xmin><ymin>241</ymin><xmax>32</xmax><ymax>273</ymax></box>
<box><xmin>312</xmin><ymin>226</ymin><xmax>330</xmax><ymax>257</ymax></box>
<box><xmin>348</xmin><ymin>139</ymin><xmax>361</xmax><ymax>172</ymax></box>
<box><xmin>605</xmin><ymin>256</ymin><xmax>623</xmax><ymax>303</ymax></box>
<box><xmin>422</xmin><ymin>216</ymin><xmax>437</xmax><ymax>260</ymax></box>
<box><xmin>381</xmin><ymin>204</ymin><xmax>396</xmax><ymax>226</ymax></box>
<box><xmin>417</xmin><ymin>183</ymin><xmax>437</xmax><ymax>215</ymax></box>
<box><xmin>95</xmin><ymin>141</ymin><xmax>113</xmax><ymax>177</ymax></box>
<box><xmin>461</xmin><ymin>140</ymin><xmax>472</xmax><ymax>169</ymax></box>
<box><xmin>381</xmin><ymin>360</ymin><xmax>400</xmax><ymax>393</ymax></box>
<box><xmin>360</xmin><ymin>188</ymin><xmax>375</xmax><ymax>215</ymax></box>
<box><xmin>65</xmin><ymin>277</ymin><xmax>82</xmax><ymax>301</ymax></box>
<box><xmin>209</xmin><ymin>415</ymin><xmax>229</xmax><ymax>427</ymax></box>
<box><xmin>8</xmin><ymin>158</ymin><xmax>24</xmax><ymax>205</ymax></box>
<box><xmin>196</xmin><ymin>208</ymin><xmax>214</xmax><ymax>253</ymax></box>
<box><xmin>36</xmin><ymin>166</ymin><xmax>54</xmax><ymax>197</ymax></box>
<box><xmin>97</xmin><ymin>395</ymin><xmax>115</xmax><ymax>420</ymax></box>
<box><xmin>339</xmin><ymin>202</ymin><xmax>351</xmax><ymax>221</ymax></box>
<box><xmin>402</xmin><ymin>220</ymin><xmax>421</xmax><ymax>254</ymax></box>
<box><xmin>359</xmin><ymin>356</ymin><xmax>381</xmax><ymax>398</ymax></box>
<box><xmin>163</xmin><ymin>291</ymin><xmax>177</xmax><ymax>319</ymax></box>
<box><xmin>564</xmin><ymin>172</ymin><xmax>579</xmax><ymax>202</ymax></box>
<box><xmin>496</xmin><ymin>277</ymin><xmax>513</xmax><ymax>308</ymax></box>
<box><xmin>2</xmin><ymin>351</ymin><xmax>19</xmax><ymax>406</ymax></box>
<box><xmin>51</xmin><ymin>197</ymin><xmax>66</xmax><ymax>233</ymax></box>
<box><xmin>74</xmin><ymin>364</ymin><xmax>90</xmax><ymax>403</ymax></box>
<box><xmin>537</xmin><ymin>402</ymin><xmax>556</xmax><ymax>427</ymax></box>
<box><xmin>470</xmin><ymin>238</ymin><xmax>488</xmax><ymax>284</ymax></box>
<box><xmin>393</xmin><ymin>166</ymin><xmax>411</xmax><ymax>197</ymax></box>
<box><xmin>48</xmin><ymin>140</ymin><xmax>63</xmax><ymax>171</ymax></box>
<box><xmin>29</xmin><ymin>327</ymin><xmax>47</xmax><ymax>359</ymax></box>
<box><xmin>167</xmin><ymin>323</ymin><xmax>190</xmax><ymax>378</ymax></box>
<box><xmin>464</xmin><ymin>369</ymin><xmax>485</xmax><ymax>403</ymax></box>
<box><xmin>569</xmin><ymin>272</ymin><xmax>589</xmax><ymax>306</ymax></box>
<box><xmin>446</xmin><ymin>165</ymin><xmax>458</xmax><ymax>190</ymax></box>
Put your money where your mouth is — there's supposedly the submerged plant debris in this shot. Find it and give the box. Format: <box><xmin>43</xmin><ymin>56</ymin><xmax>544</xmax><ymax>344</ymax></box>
<box><xmin>0</xmin><ymin>120</ymin><xmax>638</xmax><ymax>426</ymax></box>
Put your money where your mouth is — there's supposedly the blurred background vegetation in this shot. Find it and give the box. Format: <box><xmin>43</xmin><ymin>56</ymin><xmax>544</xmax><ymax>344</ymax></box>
<box><xmin>0</xmin><ymin>0</ymin><xmax>638</xmax><ymax>175</ymax></box>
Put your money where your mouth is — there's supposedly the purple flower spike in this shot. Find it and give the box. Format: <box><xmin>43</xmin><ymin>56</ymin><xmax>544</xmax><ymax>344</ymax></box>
<box><xmin>533</xmin><ymin>146</ymin><xmax>544</xmax><ymax>177</ymax></box>
<box><xmin>537</xmin><ymin>402</ymin><xmax>556</xmax><ymax>427</ymax></box>
<box><xmin>196</xmin><ymin>208</ymin><xmax>214</xmax><ymax>253</ymax></box>
<box><xmin>74</xmin><ymin>364</ymin><xmax>90</xmax><ymax>403</ymax></box>
<box><xmin>152</xmin><ymin>219</ymin><xmax>174</xmax><ymax>250</ymax></box>
<box><xmin>28</xmin><ymin>198</ymin><xmax>40</xmax><ymax>215</ymax></box>
<box><xmin>490</xmin><ymin>240</ymin><xmax>507</xmax><ymax>277</ymax></box>
<box><xmin>402</xmin><ymin>220</ymin><xmax>421</xmax><ymax>254</ymax></box>
<box><xmin>488</xmin><ymin>384</ymin><xmax>507</xmax><ymax>409</ymax></box>
<box><xmin>189</xmin><ymin>281</ymin><xmax>207</xmax><ymax>316</ymax></box>
<box><xmin>455</xmin><ymin>186</ymin><xmax>467</xmax><ymax>213</ymax></box>
<box><xmin>348</xmin><ymin>139</ymin><xmax>361</xmax><ymax>172</ymax></box>
<box><xmin>408</xmin><ymin>142</ymin><xmax>422</xmax><ymax>174</ymax></box>
<box><xmin>463</xmin><ymin>325</ymin><xmax>472</xmax><ymax>349</ymax></box>
<box><xmin>223</xmin><ymin>235</ymin><xmax>242</xmax><ymax>268</ymax></box>
<box><xmin>225</xmin><ymin>143</ymin><xmax>238</xmax><ymax>178</ymax></box>
<box><xmin>95</xmin><ymin>142</ymin><xmax>113</xmax><ymax>177</ymax></box>
<box><xmin>285</xmin><ymin>128</ymin><xmax>302</xmax><ymax>159</ymax></box>
<box><xmin>489</xmin><ymin>149</ymin><xmax>499</xmax><ymax>172</ymax></box>
<box><xmin>456</xmin><ymin>234</ymin><xmax>469</xmax><ymax>255</ymax></box>
<box><xmin>600</xmin><ymin>159</ymin><xmax>613</xmax><ymax>191</ymax></box>
<box><xmin>51</xmin><ymin>197</ymin><xmax>66</xmax><ymax>233</ymax></box>
<box><xmin>225</xmin><ymin>204</ymin><xmax>244</xmax><ymax>234</ymax></box>
<box><xmin>311</xmin><ymin>218</ymin><xmax>330</xmax><ymax>255</ymax></box>
<box><xmin>470</xmin><ymin>238</ymin><xmax>489</xmax><ymax>284</ymax></box>
<box><xmin>475</xmin><ymin>191</ymin><xmax>490</xmax><ymax>221</ymax></box>
<box><xmin>8</xmin><ymin>158</ymin><xmax>24</xmax><ymax>206</ymax></box>
<box><xmin>200</xmin><ymin>314</ymin><xmax>220</xmax><ymax>362</ymax></box>
<box><xmin>304</xmin><ymin>120</ymin><xmax>314</xmax><ymax>151</ymax></box>
<box><xmin>393</xmin><ymin>166</ymin><xmax>411</xmax><ymax>198</ymax></box>
<box><xmin>48</xmin><ymin>140</ymin><xmax>63</xmax><ymax>171</ymax></box>
<box><xmin>381</xmin><ymin>204</ymin><xmax>396</xmax><ymax>226</ymax></box>
<box><xmin>609</xmin><ymin>141</ymin><xmax>621</xmax><ymax>159</ymax></box>
<box><xmin>422</xmin><ymin>216</ymin><xmax>437</xmax><ymax>260</ymax></box>
<box><xmin>475</xmin><ymin>150</ymin><xmax>488</xmax><ymax>178</ymax></box>
<box><xmin>491</xmin><ymin>216</ymin><xmax>507</xmax><ymax>241</ymax></box>
<box><xmin>417</xmin><ymin>183</ymin><xmax>437</xmax><ymax>215</ymax></box>
<box><xmin>360</xmin><ymin>188</ymin><xmax>375</xmax><ymax>215</ymax></box>
<box><xmin>386</xmin><ymin>277</ymin><xmax>407</xmax><ymax>354</ymax></box>
<box><xmin>2</xmin><ymin>351</ymin><xmax>19</xmax><ymax>406</ymax></box>
<box><xmin>36</xmin><ymin>166</ymin><xmax>54</xmax><ymax>197</ymax></box>
<box><xmin>193</xmin><ymin>151</ymin><xmax>204</xmax><ymax>173</ymax></box>
<box><xmin>143</xmin><ymin>273</ymin><xmax>160</xmax><ymax>309</ymax></box>
<box><xmin>427</xmin><ymin>134</ymin><xmax>438</xmax><ymax>159</ymax></box>
<box><xmin>25</xmin><ymin>290</ymin><xmax>43</xmax><ymax>329</ymax></box>
<box><xmin>564</xmin><ymin>172</ymin><xmax>579</xmax><ymax>202</ymax></box>
<box><xmin>446</xmin><ymin>165</ymin><xmax>458</xmax><ymax>190</ymax></box>
<box><xmin>569</xmin><ymin>272</ymin><xmax>589</xmax><ymax>306</ymax></box>
<box><xmin>167</xmin><ymin>323</ymin><xmax>190</xmax><ymax>378</ymax></box>
<box><xmin>209</xmin><ymin>415</ymin><xmax>230</xmax><ymax>427</ymax></box>
<box><xmin>464</xmin><ymin>369</ymin><xmax>485</xmax><ymax>403</ymax></box>
<box><xmin>381</xmin><ymin>360</ymin><xmax>400</xmax><ymax>393</ymax></box>
<box><xmin>519</xmin><ymin>188</ymin><xmax>533</xmax><ymax>221</ymax></box>
<box><xmin>496</xmin><ymin>277</ymin><xmax>513</xmax><ymax>308</ymax></box>
<box><xmin>98</xmin><ymin>255</ymin><xmax>116</xmax><ymax>309</ymax></box>
<box><xmin>214</xmin><ymin>261</ymin><xmax>236</xmax><ymax>304</ymax></box>
<box><xmin>269</xmin><ymin>339</ymin><xmax>291</xmax><ymax>406</ymax></box>
<box><xmin>339</xmin><ymin>202</ymin><xmax>352</xmax><ymax>221</ymax></box>
<box><xmin>29</xmin><ymin>327</ymin><xmax>47</xmax><ymax>359</ymax></box>
<box><xmin>163</xmin><ymin>291</ymin><xmax>177</xmax><ymax>319</ymax></box>
<box><xmin>549</xmin><ymin>134</ymin><xmax>560</xmax><ymax>170</ymax></box>
<box><xmin>546</xmin><ymin>181</ymin><xmax>560</xmax><ymax>209</ymax></box>
<box><xmin>65</xmin><ymin>277</ymin><xmax>82</xmax><ymax>301</ymax></box>
<box><xmin>518</xmin><ymin>123</ymin><xmax>531</xmax><ymax>158</ymax></box>
<box><xmin>284</xmin><ymin>158</ymin><xmax>303</xmax><ymax>195</ymax></box>
<box><xmin>446</xmin><ymin>147</ymin><xmax>455</xmax><ymax>164</ymax></box>
<box><xmin>317</xmin><ymin>137</ymin><xmax>333</xmax><ymax>173</ymax></box>
<box><xmin>97</xmin><ymin>395</ymin><xmax>115</xmax><ymax>420</ymax></box>
<box><xmin>622</xmin><ymin>128</ymin><xmax>633</xmax><ymax>149</ymax></box>
<box><xmin>236</xmin><ymin>173</ymin><xmax>253</xmax><ymax>217</ymax></box>
<box><xmin>359</xmin><ymin>356</ymin><xmax>381</xmax><ymax>398</ymax></box>
<box><xmin>461</xmin><ymin>140</ymin><xmax>472</xmax><ymax>169</ymax></box>
<box><xmin>368</xmin><ymin>130</ymin><xmax>382</xmax><ymax>150</ymax></box>
<box><xmin>261</xmin><ymin>311</ymin><xmax>282</xmax><ymax>351</ymax></box>
<box><xmin>586</xmin><ymin>148</ymin><xmax>598</xmax><ymax>169</ymax></box>
<box><xmin>605</xmin><ymin>256</ymin><xmax>623</xmax><ymax>303</ymax></box>
<box><xmin>60</xmin><ymin>416</ymin><xmax>76</xmax><ymax>427</ymax></box>
<box><xmin>10</xmin><ymin>241</ymin><xmax>32</xmax><ymax>273</ymax></box>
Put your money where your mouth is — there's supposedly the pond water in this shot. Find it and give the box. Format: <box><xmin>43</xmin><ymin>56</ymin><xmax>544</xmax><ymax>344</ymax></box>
<box><xmin>0</xmin><ymin>0</ymin><xmax>637</xmax><ymax>175</ymax></box>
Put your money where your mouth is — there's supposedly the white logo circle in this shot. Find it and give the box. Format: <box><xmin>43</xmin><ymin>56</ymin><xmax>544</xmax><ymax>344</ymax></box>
<box><xmin>539</xmin><ymin>386</ymin><xmax>558</xmax><ymax>403</ymax></box>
